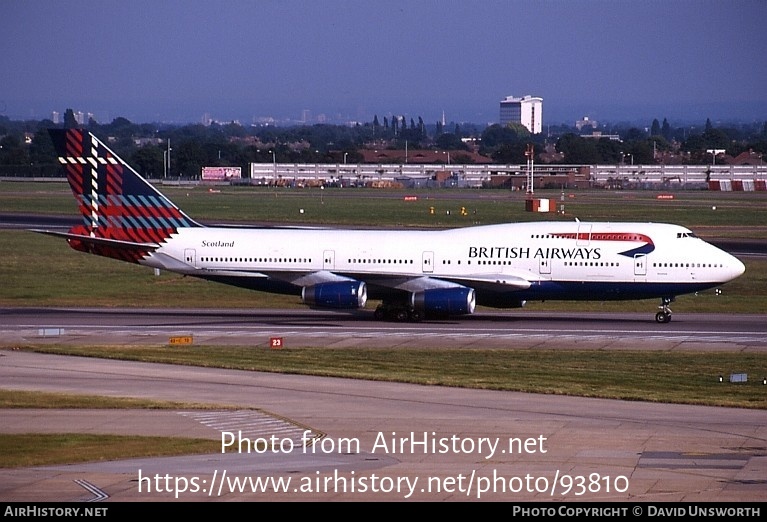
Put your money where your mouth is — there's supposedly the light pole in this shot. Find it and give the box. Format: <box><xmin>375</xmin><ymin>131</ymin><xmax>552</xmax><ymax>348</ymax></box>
<box><xmin>166</xmin><ymin>139</ymin><xmax>171</xmax><ymax>178</ymax></box>
<box><xmin>270</xmin><ymin>150</ymin><xmax>276</xmax><ymax>179</ymax></box>
<box><xmin>344</xmin><ymin>152</ymin><xmax>348</xmax><ymax>165</ymax></box>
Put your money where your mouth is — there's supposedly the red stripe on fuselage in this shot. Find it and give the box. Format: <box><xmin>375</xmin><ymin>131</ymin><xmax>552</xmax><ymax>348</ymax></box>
<box><xmin>552</xmin><ymin>232</ymin><xmax>653</xmax><ymax>244</ymax></box>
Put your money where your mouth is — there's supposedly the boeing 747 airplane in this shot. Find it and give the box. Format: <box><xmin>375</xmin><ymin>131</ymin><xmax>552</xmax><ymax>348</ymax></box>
<box><xmin>35</xmin><ymin>128</ymin><xmax>745</xmax><ymax>323</ymax></box>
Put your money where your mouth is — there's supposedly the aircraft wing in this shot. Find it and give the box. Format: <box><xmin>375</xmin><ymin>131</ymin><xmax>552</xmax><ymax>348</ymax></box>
<box><xmin>280</xmin><ymin>270</ymin><xmax>363</xmax><ymax>287</ymax></box>
<box><xmin>448</xmin><ymin>272</ymin><xmax>534</xmax><ymax>291</ymax></box>
<box><xmin>359</xmin><ymin>272</ymin><xmax>535</xmax><ymax>293</ymax></box>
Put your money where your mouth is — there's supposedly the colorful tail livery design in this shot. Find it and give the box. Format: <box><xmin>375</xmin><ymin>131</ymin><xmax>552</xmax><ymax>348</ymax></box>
<box><xmin>35</xmin><ymin>129</ymin><xmax>745</xmax><ymax>323</ymax></box>
<box><xmin>45</xmin><ymin>128</ymin><xmax>200</xmax><ymax>262</ymax></box>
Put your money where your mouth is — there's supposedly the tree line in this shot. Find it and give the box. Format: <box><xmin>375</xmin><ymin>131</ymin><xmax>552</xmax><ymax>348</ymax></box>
<box><xmin>1</xmin><ymin>109</ymin><xmax>765</xmax><ymax>179</ymax></box>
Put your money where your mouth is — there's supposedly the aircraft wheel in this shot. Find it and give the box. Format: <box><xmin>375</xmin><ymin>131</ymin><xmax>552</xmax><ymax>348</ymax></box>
<box><xmin>655</xmin><ymin>311</ymin><xmax>671</xmax><ymax>324</ymax></box>
<box><xmin>395</xmin><ymin>309</ymin><xmax>409</xmax><ymax>322</ymax></box>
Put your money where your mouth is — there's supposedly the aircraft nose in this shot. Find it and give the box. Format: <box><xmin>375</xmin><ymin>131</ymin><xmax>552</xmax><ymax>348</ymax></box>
<box><xmin>726</xmin><ymin>254</ymin><xmax>746</xmax><ymax>281</ymax></box>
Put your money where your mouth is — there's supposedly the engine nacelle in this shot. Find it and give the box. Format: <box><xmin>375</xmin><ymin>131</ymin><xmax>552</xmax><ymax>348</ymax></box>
<box><xmin>302</xmin><ymin>281</ymin><xmax>367</xmax><ymax>309</ymax></box>
<box><xmin>411</xmin><ymin>287</ymin><xmax>476</xmax><ymax>316</ymax></box>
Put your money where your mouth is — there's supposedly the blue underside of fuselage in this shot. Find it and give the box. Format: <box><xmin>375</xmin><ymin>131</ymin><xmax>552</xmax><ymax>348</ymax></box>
<box><xmin>477</xmin><ymin>280</ymin><xmax>718</xmax><ymax>307</ymax></box>
<box><xmin>195</xmin><ymin>274</ymin><xmax>720</xmax><ymax>308</ymax></box>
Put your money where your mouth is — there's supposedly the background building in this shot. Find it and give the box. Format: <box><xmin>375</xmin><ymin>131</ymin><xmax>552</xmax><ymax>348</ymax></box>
<box><xmin>499</xmin><ymin>95</ymin><xmax>543</xmax><ymax>134</ymax></box>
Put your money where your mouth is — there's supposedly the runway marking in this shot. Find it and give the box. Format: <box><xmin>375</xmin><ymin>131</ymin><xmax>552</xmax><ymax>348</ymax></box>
<box><xmin>73</xmin><ymin>479</ymin><xmax>109</xmax><ymax>502</ymax></box>
<box><xmin>178</xmin><ymin>410</ymin><xmax>322</xmax><ymax>446</ymax></box>
<box><xmin>638</xmin><ymin>451</ymin><xmax>749</xmax><ymax>470</ymax></box>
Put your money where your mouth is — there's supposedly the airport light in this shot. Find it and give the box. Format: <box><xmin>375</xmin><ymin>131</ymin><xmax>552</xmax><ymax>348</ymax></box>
<box><xmin>706</xmin><ymin>149</ymin><xmax>725</xmax><ymax>165</ymax></box>
<box><xmin>344</xmin><ymin>152</ymin><xmax>348</xmax><ymax>165</ymax></box>
<box><xmin>270</xmin><ymin>150</ymin><xmax>276</xmax><ymax>178</ymax></box>
<box><xmin>166</xmin><ymin>139</ymin><xmax>172</xmax><ymax>178</ymax></box>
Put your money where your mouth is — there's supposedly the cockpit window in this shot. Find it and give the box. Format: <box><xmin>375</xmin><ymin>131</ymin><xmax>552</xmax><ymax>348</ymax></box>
<box><xmin>676</xmin><ymin>232</ymin><xmax>698</xmax><ymax>238</ymax></box>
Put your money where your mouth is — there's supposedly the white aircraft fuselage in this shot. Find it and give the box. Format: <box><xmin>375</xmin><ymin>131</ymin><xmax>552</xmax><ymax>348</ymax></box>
<box><xmin>38</xmin><ymin>129</ymin><xmax>745</xmax><ymax>323</ymax></box>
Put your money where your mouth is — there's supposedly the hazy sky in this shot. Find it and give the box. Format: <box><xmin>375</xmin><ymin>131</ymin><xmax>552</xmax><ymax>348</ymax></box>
<box><xmin>2</xmin><ymin>0</ymin><xmax>766</xmax><ymax>126</ymax></box>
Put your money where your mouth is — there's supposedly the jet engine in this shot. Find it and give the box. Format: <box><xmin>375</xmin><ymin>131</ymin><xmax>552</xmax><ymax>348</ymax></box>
<box><xmin>411</xmin><ymin>287</ymin><xmax>476</xmax><ymax>316</ymax></box>
<box><xmin>302</xmin><ymin>281</ymin><xmax>367</xmax><ymax>309</ymax></box>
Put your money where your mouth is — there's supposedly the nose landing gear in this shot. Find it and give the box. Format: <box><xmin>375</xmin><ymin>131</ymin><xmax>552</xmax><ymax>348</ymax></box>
<box><xmin>656</xmin><ymin>296</ymin><xmax>675</xmax><ymax>323</ymax></box>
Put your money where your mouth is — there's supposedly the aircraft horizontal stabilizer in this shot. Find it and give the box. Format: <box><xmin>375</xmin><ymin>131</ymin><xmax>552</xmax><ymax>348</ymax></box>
<box><xmin>196</xmin><ymin>268</ymin><xmax>270</xmax><ymax>278</ymax></box>
<box><xmin>31</xmin><ymin>229</ymin><xmax>160</xmax><ymax>251</ymax></box>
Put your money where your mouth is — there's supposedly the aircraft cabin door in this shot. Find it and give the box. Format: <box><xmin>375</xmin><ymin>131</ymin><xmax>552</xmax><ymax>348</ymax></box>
<box><xmin>422</xmin><ymin>251</ymin><xmax>434</xmax><ymax>273</ymax></box>
<box><xmin>577</xmin><ymin>224</ymin><xmax>592</xmax><ymax>246</ymax></box>
<box><xmin>323</xmin><ymin>250</ymin><xmax>335</xmax><ymax>270</ymax></box>
<box><xmin>539</xmin><ymin>258</ymin><xmax>551</xmax><ymax>275</ymax></box>
<box><xmin>634</xmin><ymin>253</ymin><xmax>647</xmax><ymax>277</ymax></box>
<box><xmin>184</xmin><ymin>248</ymin><xmax>197</xmax><ymax>268</ymax></box>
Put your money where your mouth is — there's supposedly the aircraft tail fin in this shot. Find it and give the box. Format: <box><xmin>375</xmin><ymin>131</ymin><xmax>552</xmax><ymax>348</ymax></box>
<box><xmin>46</xmin><ymin>128</ymin><xmax>201</xmax><ymax>263</ymax></box>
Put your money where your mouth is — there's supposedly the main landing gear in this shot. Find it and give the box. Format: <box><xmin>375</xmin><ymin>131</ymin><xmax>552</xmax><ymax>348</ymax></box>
<box><xmin>374</xmin><ymin>302</ymin><xmax>423</xmax><ymax>322</ymax></box>
<box><xmin>655</xmin><ymin>296</ymin><xmax>675</xmax><ymax>324</ymax></box>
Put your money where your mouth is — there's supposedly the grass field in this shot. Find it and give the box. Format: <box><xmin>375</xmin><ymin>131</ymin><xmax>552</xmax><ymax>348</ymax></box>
<box><xmin>3</xmin><ymin>179</ymin><xmax>767</xmax><ymax>231</ymax></box>
<box><xmin>1</xmin><ymin>182</ymin><xmax>765</xmax><ymax>467</ymax></box>
<box><xmin>2</xmin><ymin>181</ymin><xmax>766</xmax><ymax>311</ymax></box>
